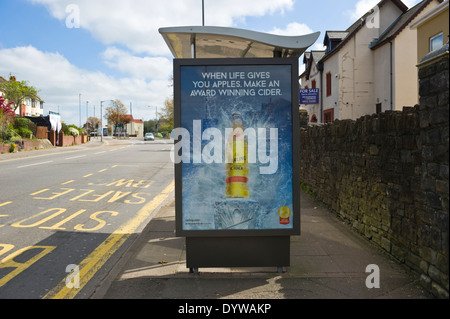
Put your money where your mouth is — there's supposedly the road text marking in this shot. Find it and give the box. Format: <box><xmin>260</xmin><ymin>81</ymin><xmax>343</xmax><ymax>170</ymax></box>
<box><xmin>43</xmin><ymin>180</ymin><xmax>175</xmax><ymax>299</ymax></box>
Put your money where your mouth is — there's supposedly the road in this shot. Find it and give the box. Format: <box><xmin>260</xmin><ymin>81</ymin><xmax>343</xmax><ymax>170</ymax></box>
<box><xmin>0</xmin><ymin>137</ymin><xmax>174</xmax><ymax>299</ymax></box>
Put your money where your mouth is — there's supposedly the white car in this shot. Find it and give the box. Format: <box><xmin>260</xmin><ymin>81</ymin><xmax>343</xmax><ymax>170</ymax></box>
<box><xmin>144</xmin><ymin>133</ymin><xmax>155</xmax><ymax>141</ymax></box>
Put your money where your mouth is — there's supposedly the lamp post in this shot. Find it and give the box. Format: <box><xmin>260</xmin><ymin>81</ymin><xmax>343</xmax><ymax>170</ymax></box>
<box><xmin>79</xmin><ymin>93</ymin><xmax>81</xmax><ymax>128</ymax></box>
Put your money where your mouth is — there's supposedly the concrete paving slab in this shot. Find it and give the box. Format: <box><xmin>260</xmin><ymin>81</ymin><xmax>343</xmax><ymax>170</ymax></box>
<box><xmin>97</xmin><ymin>190</ymin><xmax>433</xmax><ymax>299</ymax></box>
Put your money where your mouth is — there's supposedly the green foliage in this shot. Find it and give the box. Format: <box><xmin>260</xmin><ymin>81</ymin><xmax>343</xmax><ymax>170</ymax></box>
<box><xmin>0</xmin><ymin>74</ymin><xmax>38</xmax><ymax>112</ymax></box>
<box><xmin>0</xmin><ymin>96</ymin><xmax>15</xmax><ymax>143</ymax></box>
<box><xmin>300</xmin><ymin>182</ymin><xmax>315</xmax><ymax>197</ymax></box>
<box><xmin>12</xmin><ymin>117</ymin><xmax>36</xmax><ymax>138</ymax></box>
<box><xmin>14</xmin><ymin>127</ymin><xmax>33</xmax><ymax>138</ymax></box>
<box><xmin>61</xmin><ymin>123</ymin><xmax>70</xmax><ymax>136</ymax></box>
<box><xmin>61</xmin><ymin>123</ymin><xmax>82</xmax><ymax>136</ymax></box>
<box><xmin>68</xmin><ymin>127</ymin><xmax>79</xmax><ymax>137</ymax></box>
<box><xmin>13</xmin><ymin>117</ymin><xmax>30</xmax><ymax>129</ymax></box>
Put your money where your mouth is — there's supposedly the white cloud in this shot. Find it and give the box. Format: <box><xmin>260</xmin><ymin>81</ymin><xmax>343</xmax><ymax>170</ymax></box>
<box><xmin>348</xmin><ymin>0</ymin><xmax>422</xmax><ymax>20</ymax></box>
<box><xmin>29</xmin><ymin>0</ymin><xmax>294</xmax><ymax>56</ymax></box>
<box><xmin>268</xmin><ymin>22</ymin><xmax>313</xmax><ymax>36</ymax></box>
<box><xmin>3</xmin><ymin>0</ymin><xmax>296</xmax><ymax>125</ymax></box>
<box><xmin>0</xmin><ymin>46</ymin><xmax>172</xmax><ymax>124</ymax></box>
<box><xmin>102</xmin><ymin>47</ymin><xmax>172</xmax><ymax>81</ymax></box>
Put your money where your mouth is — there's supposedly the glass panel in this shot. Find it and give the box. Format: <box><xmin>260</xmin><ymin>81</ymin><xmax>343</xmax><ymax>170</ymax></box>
<box><xmin>430</xmin><ymin>33</ymin><xmax>443</xmax><ymax>52</ymax></box>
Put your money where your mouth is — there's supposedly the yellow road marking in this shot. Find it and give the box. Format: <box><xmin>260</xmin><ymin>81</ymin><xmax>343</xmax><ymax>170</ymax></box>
<box><xmin>61</xmin><ymin>180</ymin><xmax>75</xmax><ymax>185</ymax></box>
<box><xmin>83</xmin><ymin>174</ymin><xmax>93</xmax><ymax>178</ymax></box>
<box><xmin>43</xmin><ymin>180</ymin><xmax>175</xmax><ymax>299</ymax></box>
<box><xmin>0</xmin><ymin>202</ymin><xmax>12</xmax><ymax>207</ymax></box>
<box><xmin>30</xmin><ymin>189</ymin><xmax>49</xmax><ymax>196</ymax></box>
<box><xmin>98</xmin><ymin>169</ymin><xmax>107</xmax><ymax>172</ymax></box>
<box><xmin>0</xmin><ymin>246</ymin><xmax>56</xmax><ymax>287</ymax></box>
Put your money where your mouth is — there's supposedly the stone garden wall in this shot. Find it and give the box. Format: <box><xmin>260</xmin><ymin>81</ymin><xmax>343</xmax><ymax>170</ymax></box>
<box><xmin>299</xmin><ymin>50</ymin><xmax>448</xmax><ymax>298</ymax></box>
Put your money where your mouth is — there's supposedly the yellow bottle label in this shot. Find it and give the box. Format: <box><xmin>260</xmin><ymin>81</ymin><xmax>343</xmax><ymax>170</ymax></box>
<box><xmin>225</xmin><ymin>114</ymin><xmax>249</xmax><ymax>198</ymax></box>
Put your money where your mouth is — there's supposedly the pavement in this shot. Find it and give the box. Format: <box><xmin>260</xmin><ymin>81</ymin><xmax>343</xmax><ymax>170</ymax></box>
<box><xmin>94</xmin><ymin>189</ymin><xmax>434</xmax><ymax>300</ymax></box>
<box><xmin>1</xmin><ymin>138</ymin><xmax>434</xmax><ymax>300</ymax></box>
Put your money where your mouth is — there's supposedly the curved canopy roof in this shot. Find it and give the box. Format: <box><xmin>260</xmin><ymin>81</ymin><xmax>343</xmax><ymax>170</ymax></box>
<box><xmin>159</xmin><ymin>26</ymin><xmax>320</xmax><ymax>59</ymax></box>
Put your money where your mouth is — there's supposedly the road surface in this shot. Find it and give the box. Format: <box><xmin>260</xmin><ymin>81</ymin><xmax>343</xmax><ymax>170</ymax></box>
<box><xmin>0</xmin><ymin>138</ymin><xmax>174</xmax><ymax>299</ymax></box>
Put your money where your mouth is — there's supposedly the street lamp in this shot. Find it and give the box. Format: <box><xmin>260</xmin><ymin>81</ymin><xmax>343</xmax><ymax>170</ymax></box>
<box><xmin>148</xmin><ymin>105</ymin><xmax>158</xmax><ymax>133</ymax></box>
<box><xmin>79</xmin><ymin>93</ymin><xmax>81</xmax><ymax>128</ymax></box>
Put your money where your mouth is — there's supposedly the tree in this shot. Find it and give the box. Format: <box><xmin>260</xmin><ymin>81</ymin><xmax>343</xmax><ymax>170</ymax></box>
<box><xmin>144</xmin><ymin>119</ymin><xmax>157</xmax><ymax>133</ymax></box>
<box><xmin>158</xmin><ymin>97</ymin><xmax>174</xmax><ymax>127</ymax></box>
<box><xmin>0</xmin><ymin>95</ymin><xmax>15</xmax><ymax>142</ymax></box>
<box><xmin>0</xmin><ymin>75</ymin><xmax>38</xmax><ymax>114</ymax></box>
<box><xmin>104</xmin><ymin>99</ymin><xmax>130</xmax><ymax>134</ymax></box>
<box><xmin>84</xmin><ymin>117</ymin><xmax>100</xmax><ymax>132</ymax></box>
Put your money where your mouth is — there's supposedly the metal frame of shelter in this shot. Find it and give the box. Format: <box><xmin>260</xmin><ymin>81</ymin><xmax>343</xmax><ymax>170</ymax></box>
<box><xmin>160</xmin><ymin>26</ymin><xmax>319</xmax><ymax>273</ymax></box>
<box><xmin>159</xmin><ymin>26</ymin><xmax>320</xmax><ymax>59</ymax></box>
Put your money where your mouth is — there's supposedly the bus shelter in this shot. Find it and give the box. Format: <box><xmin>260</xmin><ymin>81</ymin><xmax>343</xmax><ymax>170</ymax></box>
<box><xmin>160</xmin><ymin>26</ymin><xmax>319</xmax><ymax>273</ymax></box>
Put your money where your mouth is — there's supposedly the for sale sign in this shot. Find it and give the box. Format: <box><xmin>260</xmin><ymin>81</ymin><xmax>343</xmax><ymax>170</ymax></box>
<box><xmin>299</xmin><ymin>88</ymin><xmax>319</xmax><ymax>104</ymax></box>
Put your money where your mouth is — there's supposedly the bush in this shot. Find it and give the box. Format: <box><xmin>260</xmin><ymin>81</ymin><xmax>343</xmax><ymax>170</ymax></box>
<box><xmin>14</xmin><ymin>127</ymin><xmax>33</xmax><ymax>138</ymax></box>
<box><xmin>68</xmin><ymin>127</ymin><xmax>79</xmax><ymax>137</ymax></box>
<box><xmin>13</xmin><ymin>117</ymin><xmax>30</xmax><ymax>129</ymax></box>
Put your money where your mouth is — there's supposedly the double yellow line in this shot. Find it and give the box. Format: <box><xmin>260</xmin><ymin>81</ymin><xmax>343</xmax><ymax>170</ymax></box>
<box><xmin>43</xmin><ymin>180</ymin><xmax>174</xmax><ymax>299</ymax></box>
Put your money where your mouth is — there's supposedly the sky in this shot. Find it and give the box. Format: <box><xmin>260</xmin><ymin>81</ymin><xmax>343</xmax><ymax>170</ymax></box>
<box><xmin>0</xmin><ymin>0</ymin><xmax>422</xmax><ymax>126</ymax></box>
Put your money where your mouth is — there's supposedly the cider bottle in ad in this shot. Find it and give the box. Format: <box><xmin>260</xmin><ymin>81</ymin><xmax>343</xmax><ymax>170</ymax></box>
<box><xmin>225</xmin><ymin>113</ymin><xmax>249</xmax><ymax>198</ymax></box>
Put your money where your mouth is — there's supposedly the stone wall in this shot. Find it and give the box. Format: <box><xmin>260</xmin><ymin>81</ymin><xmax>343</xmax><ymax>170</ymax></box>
<box><xmin>299</xmin><ymin>51</ymin><xmax>448</xmax><ymax>298</ymax></box>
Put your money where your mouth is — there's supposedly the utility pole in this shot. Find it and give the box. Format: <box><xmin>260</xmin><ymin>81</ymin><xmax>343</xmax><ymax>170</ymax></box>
<box><xmin>130</xmin><ymin>102</ymin><xmax>133</xmax><ymax>137</ymax></box>
<box><xmin>79</xmin><ymin>93</ymin><xmax>81</xmax><ymax>128</ymax></box>
<box><xmin>86</xmin><ymin>101</ymin><xmax>89</xmax><ymax>130</ymax></box>
<box><xmin>202</xmin><ymin>0</ymin><xmax>205</xmax><ymax>26</ymax></box>
<box><xmin>100</xmin><ymin>101</ymin><xmax>103</xmax><ymax>142</ymax></box>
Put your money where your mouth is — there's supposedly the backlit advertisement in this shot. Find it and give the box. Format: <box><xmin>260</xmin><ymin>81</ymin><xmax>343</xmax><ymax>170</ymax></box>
<box><xmin>173</xmin><ymin>58</ymin><xmax>300</xmax><ymax>236</ymax></box>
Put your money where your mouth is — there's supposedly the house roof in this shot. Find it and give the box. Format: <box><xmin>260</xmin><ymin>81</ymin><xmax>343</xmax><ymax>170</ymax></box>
<box><xmin>323</xmin><ymin>31</ymin><xmax>349</xmax><ymax>46</ymax></box>
<box><xmin>319</xmin><ymin>0</ymin><xmax>410</xmax><ymax>63</ymax></box>
<box><xmin>301</xmin><ymin>50</ymin><xmax>326</xmax><ymax>79</ymax></box>
<box><xmin>122</xmin><ymin>114</ymin><xmax>143</xmax><ymax>124</ymax></box>
<box><xmin>370</xmin><ymin>0</ymin><xmax>443</xmax><ymax>49</ymax></box>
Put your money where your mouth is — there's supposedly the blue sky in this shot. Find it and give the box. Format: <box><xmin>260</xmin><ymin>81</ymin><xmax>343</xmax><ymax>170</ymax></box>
<box><xmin>0</xmin><ymin>0</ymin><xmax>421</xmax><ymax>126</ymax></box>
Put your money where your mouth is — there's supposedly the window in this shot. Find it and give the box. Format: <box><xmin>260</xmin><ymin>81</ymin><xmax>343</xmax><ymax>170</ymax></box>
<box><xmin>323</xmin><ymin>109</ymin><xmax>334</xmax><ymax>123</ymax></box>
<box><xmin>326</xmin><ymin>72</ymin><xmax>332</xmax><ymax>97</ymax></box>
<box><xmin>430</xmin><ymin>32</ymin><xmax>443</xmax><ymax>52</ymax></box>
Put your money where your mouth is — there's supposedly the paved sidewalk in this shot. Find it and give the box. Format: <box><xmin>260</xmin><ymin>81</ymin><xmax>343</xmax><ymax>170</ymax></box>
<box><xmin>96</xmin><ymin>190</ymin><xmax>433</xmax><ymax>299</ymax></box>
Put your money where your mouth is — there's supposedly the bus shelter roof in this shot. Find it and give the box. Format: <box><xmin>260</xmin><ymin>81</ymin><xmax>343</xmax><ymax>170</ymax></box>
<box><xmin>159</xmin><ymin>26</ymin><xmax>320</xmax><ymax>59</ymax></box>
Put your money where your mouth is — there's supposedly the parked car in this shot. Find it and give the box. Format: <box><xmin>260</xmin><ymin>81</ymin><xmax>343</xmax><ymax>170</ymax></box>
<box><xmin>144</xmin><ymin>132</ymin><xmax>155</xmax><ymax>141</ymax></box>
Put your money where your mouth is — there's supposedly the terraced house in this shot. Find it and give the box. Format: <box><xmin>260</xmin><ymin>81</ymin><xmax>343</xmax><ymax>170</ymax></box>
<box><xmin>300</xmin><ymin>0</ymin><xmax>447</xmax><ymax>123</ymax></box>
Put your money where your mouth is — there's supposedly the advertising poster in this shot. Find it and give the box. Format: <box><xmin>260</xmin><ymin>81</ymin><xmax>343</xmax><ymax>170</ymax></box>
<box><xmin>173</xmin><ymin>59</ymin><xmax>299</xmax><ymax>235</ymax></box>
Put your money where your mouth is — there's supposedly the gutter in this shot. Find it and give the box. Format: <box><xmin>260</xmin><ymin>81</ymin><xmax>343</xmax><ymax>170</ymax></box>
<box><xmin>390</xmin><ymin>41</ymin><xmax>394</xmax><ymax>111</ymax></box>
<box><xmin>317</xmin><ymin>61</ymin><xmax>324</xmax><ymax>123</ymax></box>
